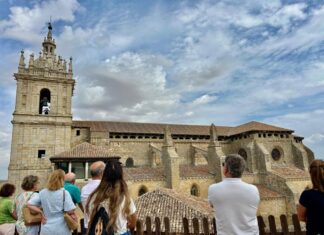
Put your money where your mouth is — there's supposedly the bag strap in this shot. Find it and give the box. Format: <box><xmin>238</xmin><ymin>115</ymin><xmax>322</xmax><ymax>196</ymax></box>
<box><xmin>27</xmin><ymin>192</ymin><xmax>34</xmax><ymax>201</ymax></box>
<box><xmin>62</xmin><ymin>189</ymin><xmax>65</xmax><ymax>212</ymax></box>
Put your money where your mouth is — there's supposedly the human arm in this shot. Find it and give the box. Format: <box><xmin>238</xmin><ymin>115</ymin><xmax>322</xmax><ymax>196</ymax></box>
<box><xmin>27</xmin><ymin>204</ymin><xmax>46</xmax><ymax>224</ymax></box>
<box><xmin>127</xmin><ymin>198</ymin><xmax>137</xmax><ymax>230</ymax></box>
<box><xmin>27</xmin><ymin>192</ymin><xmax>46</xmax><ymax>224</ymax></box>
<box><xmin>78</xmin><ymin>202</ymin><xmax>84</xmax><ymax>213</ymax></box>
<box><xmin>127</xmin><ymin>213</ymin><xmax>137</xmax><ymax>230</ymax></box>
<box><xmin>297</xmin><ymin>204</ymin><xmax>307</xmax><ymax>222</ymax></box>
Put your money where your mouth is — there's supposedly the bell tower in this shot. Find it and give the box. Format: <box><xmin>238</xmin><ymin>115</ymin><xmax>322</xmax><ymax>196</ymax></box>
<box><xmin>8</xmin><ymin>23</ymin><xmax>75</xmax><ymax>187</ymax></box>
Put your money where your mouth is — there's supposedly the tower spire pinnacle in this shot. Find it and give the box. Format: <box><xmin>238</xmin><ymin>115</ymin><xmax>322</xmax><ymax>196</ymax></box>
<box><xmin>42</xmin><ymin>22</ymin><xmax>56</xmax><ymax>56</ymax></box>
<box><xmin>47</xmin><ymin>22</ymin><xmax>53</xmax><ymax>40</ymax></box>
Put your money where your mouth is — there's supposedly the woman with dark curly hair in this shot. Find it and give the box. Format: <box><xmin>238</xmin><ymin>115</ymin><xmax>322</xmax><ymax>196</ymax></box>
<box><xmin>14</xmin><ymin>175</ymin><xmax>40</xmax><ymax>235</ymax></box>
<box><xmin>0</xmin><ymin>183</ymin><xmax>17</xmax><ymax>235</ymax></box>
<box><xmin>298</xmin><ymin>159</ymin><xmax>324</xmax><ymax>235</ymax></box>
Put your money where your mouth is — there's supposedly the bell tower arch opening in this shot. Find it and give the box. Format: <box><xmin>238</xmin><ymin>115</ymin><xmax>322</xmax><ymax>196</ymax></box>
<box><xmin>39</xmin><ymin>88</ymin><xmax>51</xmax><ymax>114</ymax></box>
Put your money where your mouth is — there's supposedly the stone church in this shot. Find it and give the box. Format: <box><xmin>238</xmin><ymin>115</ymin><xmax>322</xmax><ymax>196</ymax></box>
<box><xmin>8</xmin><ymin>24</ymin><xmax>314</xmax><ymax>219</ymax></box>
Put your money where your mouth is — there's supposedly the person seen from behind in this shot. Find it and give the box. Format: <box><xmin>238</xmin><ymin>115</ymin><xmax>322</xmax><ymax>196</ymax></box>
<box><xmin>86</xmin><ymin>160</ymin><xmax>137</xmax><ymax>235</ymax></box>
<box><xmin>14</xmin><ymin>175</ymin><xmax>40</xmax><ymax>235</ymax></box>
<box><xmin>0</xmin><ymin>183</ymin><xmax>16</xmax><ymax>235</ymax></box>
<box><xmin>81</xmin><ymin>161</ymin><xmax>105</xmax><ymax>229</ymax></box>
<box><xmin>298</xmin><ymin>159</ymin><xmax>324</xmax><ymax>235</ymax></box>
<box><xmin>28</xmin><ymin>169</ymin><xmax>77</xmax><ymax>235</ymax></box>
<box><xmin>208</xmin><ymin>154</ymin><xmax>260</xmax><ymax>235</ymax></box>
<box><xmin>64</xmin><ymin>172</ymin><xmax>84</xmax><ymax>213</ymax></box>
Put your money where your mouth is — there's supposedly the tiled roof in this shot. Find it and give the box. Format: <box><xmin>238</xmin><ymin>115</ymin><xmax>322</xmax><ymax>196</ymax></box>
<box><xmin>124</xmin><ymin>167</ymin><xmax>165</xmax><ymax>181</ymax></box>
<box><xmin>226</xmin><ymin>121</ymin><xmax>292</xmax><ymax>136</ymax></box>
<box><xmin>255</xmin><ymin>185</ymin><xmax>283</xmax><ymax>199</ymax></box>
<box><xmin>50</xmin><ymin>142</ymin><xmax>111</xmax><ymax>159</ymax></box>
<box><xmin>271</xmin><ymin>166</ymin><xmax>310</xmax><ymax>179</ymax></box>
<box><xmin>135</xmin><ymin>188</ymin><xmax>214</xmax><ymax>233</ymax></box>
<box><xmin>180</xmin><ymin>165</ymin><xmax>213</xmax><ymax>178</ymax></box>
<box><xmin>72</xmin><ymin>120</ymin><xmax>292</xmax><ymax>136</ymax></box>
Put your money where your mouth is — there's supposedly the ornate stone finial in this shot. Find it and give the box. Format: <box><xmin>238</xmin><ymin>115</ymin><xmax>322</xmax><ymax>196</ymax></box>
<box><xmin>68</xmin><ymin>57</ymin><xmax>73</xmax><ymax>73</ymax></box>
<box><xmin>39</xmin><ymin>51</ymin><xmax>42</xmax><ymax>59</ymax></box>
<box><xmin>164</xmin><ymin>125</ymin><xmax>174</xmax><ymax>146</ymax></box>
<box><xmin>28</xmin><ymin>53</ymin><xmax>34</xmax><ymax>67</ymax></box>
<box><xmin>47</xmin><ymin>22</ymin><xmax>53</xmax><ymax>40</ymax></box>
<box><xmin>63</xmin><ymin>60</ymin><xmax>67</xmax><ymax>72</ymax></box>
<box><xmin>210</xmin><ymin>123</ymin><xmax>218</xmax><ymax>143</ymax></box>
<box><xmin>19</xmin><ymin>49</ymin><xmax>25</xmax><ymax>68</ymax></box>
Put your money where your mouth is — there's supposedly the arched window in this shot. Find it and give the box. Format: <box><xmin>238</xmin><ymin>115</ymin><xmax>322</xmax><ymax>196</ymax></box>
<box><xmin>190</xmin><ymin>184</ymin><xmax>199</xmax><ymax>196</ymax></box>
<box><xmin>125</xmin><ymin>158</ymin><xmax>134</xmax><ymax>168</ymax></box>
<box><xmin>138</xmin><ymin>186</ymin><xmax>148</xmax><ymax>196</ymax></box>
<box><xmin>238</xmin><ymin>149</ymin><xmax>248</xmax><ymax>161</ymax></box>
<box><xmin>39</xmin><ymin>88</ymin><xmax>51</xmax><ymax>114</ymax></box>
<box><xmin>271</xmin><ymin>148</ymin><xmax>281</xmax><ymax>161</ymax></box>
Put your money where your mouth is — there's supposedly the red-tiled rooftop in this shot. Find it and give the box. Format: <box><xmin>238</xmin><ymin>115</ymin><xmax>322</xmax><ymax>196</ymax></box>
<box><xmin>124</xmin><ymin>167</ymin><xmax>165</xmax><ymax>181</ymax></box>
<box><xmin>272</xmin><ymin>166</ymin><xmax>310</xmax><ymax>179</ymax></box>
<box><xmin>226</xmin><ymin>121</ymin><xmax>292</xmax><ymax>136</ymax></box>
<box><xmin>50</xmin><ymin>142</ymin><xmax>112</xmax><ymax>160</ymax></box>
<box><xmin>180</xmin><ymin>165</ymin><xmax>213</xmax><ymax>178</ymax></box>
<box><xmin>255</xmin><ymin>185</ymin><xmax>283</xmax><ymax>199</ymax></box>
<box><xmin>72</xmin><ymin>120</ymin><xmax>293</xmax><ymax>136</ymax></box>
<box><xmin>135</xmin><ymin>188</ymin><xmax>214</xmax><ymax>233</ymax></box>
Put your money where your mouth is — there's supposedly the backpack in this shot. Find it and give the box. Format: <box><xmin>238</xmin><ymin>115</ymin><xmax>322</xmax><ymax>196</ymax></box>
<box><xmin>88</xmin><ymin>207</ymin><xmax>114</xmax><ymax>235</ymax></box>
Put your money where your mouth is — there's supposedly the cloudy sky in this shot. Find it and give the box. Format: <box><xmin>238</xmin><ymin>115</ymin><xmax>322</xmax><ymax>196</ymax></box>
<box><xmin>1</xmin><ymin>0</ymin><xmax>324</xmax><ymax>179</ymax></box>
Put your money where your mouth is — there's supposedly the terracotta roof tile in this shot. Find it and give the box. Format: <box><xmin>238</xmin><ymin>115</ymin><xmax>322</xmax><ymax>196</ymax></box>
<box><xmin>124</xmin><ymin>167</ymin><xmax>165</xmax><ymax>181</ymax></box>
<box><xmin>271</xmin><ymin>166</ymin><xmax>310</xmax><ymax>179</ymax></box>
<box><xmin>72</xmin><ymin>120</ymin><xmax>293</xmax><ymax>137</ymax></box>
<box><xmin>135</xmin><ymin>188</ymin><xmax>214</xmax><ymax>233</ymax></box>
<box><xmin>50</xmin><ymin>142</ymin><xmax>111</xmax><ymax>160</ymax></box>
<box><xmin>227</xmin><ymin>121</ymin><xmax>293</xmax><ymax>136</ymax></box>
<box><xmin>255</xmin><ymin>185</ymin><xmax>283</xmax><ymax>199</ymax></box>
<box><xmin>180</xmin><ymin>165</ymin><xmax>213</xmax><ymax>178</ymax></box>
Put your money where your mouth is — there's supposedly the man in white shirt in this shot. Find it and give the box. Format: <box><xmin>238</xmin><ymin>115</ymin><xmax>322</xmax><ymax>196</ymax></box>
<box><xmin>208</xmin><ymin>154</ymin><xmax>260</xmax><ymax>235</ymax></box>
<box><xmin>81</xmin><ymin>161</ymin><xmax>105</xmax><ymax>229</ymax></box>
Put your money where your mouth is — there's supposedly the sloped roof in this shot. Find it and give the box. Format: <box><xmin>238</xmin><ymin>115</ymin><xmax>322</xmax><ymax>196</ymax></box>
<box><xmin>124</xmin><ymin>167</ymin><xmax>165</xmax><ymax>181</ymax></box>
<box><xmin>271</xmin><ymin>166</ymin><xmax>310</xmax><ymax>179</ymax></box>
<box><xmin>135</xmin><ymin>188</ymin><xmax>214</xmax><ymax>233</ymax></box>
<box><xmin>72</xmin><ymin>120</ymin><xmax>293</xmax><ymax>136</ymax></box>
<box><xmin>50</xmin><ymin>142</ymin><xmax>112</xmax><ymax>160</ymax></box>
<box><xmin>227</xmin><ymin>121</ymin><xmax>292</xmax><ymax>136</ymax></box>
<box><xmin>255</xmin><ymin>185</ymin><xmax>284</xmax><ymax>199</ymax></box>
<box><xmin>180</xmin><ymin>165</ymin><xmax>213</xmax><ymax>178</ymax></box>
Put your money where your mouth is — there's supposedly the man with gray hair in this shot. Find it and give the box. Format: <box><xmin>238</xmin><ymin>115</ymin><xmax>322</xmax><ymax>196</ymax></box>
<box><xmin>81</xmin><ymin>161</ymin><xmax>105</xmax><ymax>229</ymax></box>
<box><xmin>208</xmin><ymin>154</ymin><xmax>260</xmax><ymax>235</ymax></box>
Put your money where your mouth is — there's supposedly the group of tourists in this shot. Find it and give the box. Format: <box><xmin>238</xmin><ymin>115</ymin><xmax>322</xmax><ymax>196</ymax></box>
<box><xmin>0</xmin><ymin>160</ymin><xmax>137</xmax><ymax>235</ymax></box>
<box><xmin>0</xmin><ymin>155</ymin><xmax>323</xmax><ymax>235</ymax></box>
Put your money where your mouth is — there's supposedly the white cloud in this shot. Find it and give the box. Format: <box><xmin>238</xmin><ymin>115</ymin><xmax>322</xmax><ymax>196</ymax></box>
<box><xmin>0</xmin><ymin>0</ymin><xmax>80</xmax><ymax>45</ymax></box>
<box><xmin>73</xmin><ymin>52</ymin><xmax>180</xmax><ymax>122</ymax></box>
<box><xmin>192</xmin><ymin>94</ymin><xmax>218</xmax><ymax>106</ymax></box>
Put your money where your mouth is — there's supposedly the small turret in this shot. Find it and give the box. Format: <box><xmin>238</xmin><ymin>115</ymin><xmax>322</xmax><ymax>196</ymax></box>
<box><xmin>42</xmin><ymin>22</ymin><xmax>56</xmax><ymax>56</ymax></box>
<box><xmin>29</xmin><ymin>54</ymin><xmax>34</xmax><ymax>67</ymax></box>
<box><xmin>209</xmin><ymin>123</ymin><xmax>220</xmax><ymax>147</ymax></box>
<box><xmin>164</xmin><ymin>125</ymin><xmax>174</xmax><ymax>147</ymax></box>
<box><xmin>68</xmin><ymin>57</ymin><xmax>73</xmax><ymax>79</ymax></box>
<box><xmin>18</xmin><ymin>50</ymin><xmax>25</xmax><ymax>72</ymax></box>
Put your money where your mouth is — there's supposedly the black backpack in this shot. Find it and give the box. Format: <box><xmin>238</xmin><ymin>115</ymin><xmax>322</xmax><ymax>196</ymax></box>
<box><xmin>88</xmin><ymin>207</ymin><xmax>114</xmax><ymax>235</ymax></box>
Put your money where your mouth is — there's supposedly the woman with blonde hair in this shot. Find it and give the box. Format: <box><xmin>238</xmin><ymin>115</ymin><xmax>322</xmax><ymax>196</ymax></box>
<box><xmin>86</xmin><ymin>160</ymin><xmax>137</xmax><ymax>235</ymax></box>
<box><xmin>298</xmin><ymin>159</ymin><xmax>324</xmax><ymax>235</ymax></box>
<box><xmin>28</xmin><ymin>170</ymin><xmax>77</xmax><ymax>235</ymax></box>
<box><xmin>14</xmin><ymin>175</ymin><xmax>40</xmax><ymax>235</ymax></box>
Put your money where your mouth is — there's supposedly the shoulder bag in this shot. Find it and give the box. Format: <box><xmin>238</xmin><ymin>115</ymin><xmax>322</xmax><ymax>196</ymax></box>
<box><xmin>63</xmin><ymin>189</ymin><xmax>79</xmax><ymax>231</ymax></box>
<box><xmin>23</xmin><ymin>192</ymin><xmax>42</xmax><ymax>226</ymax></box>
